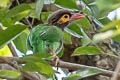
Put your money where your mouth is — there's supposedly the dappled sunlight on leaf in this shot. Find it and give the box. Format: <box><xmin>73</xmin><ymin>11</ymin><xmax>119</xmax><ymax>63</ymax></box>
<box><xmin>63</xmin><ymin>68</ymin><xmax>100</xmax><ymax>80</ymax></box>
<box><xmin>0</xmin><ymin>45</ymin><xmax>12</xmax><ymax>56</ymax></box>
<box><xmin>72</xmin><ymin>46</ymin><xmax>101</xmax><ymax>56</ymax></box>
<box><xmin>93</xmin><ymin>30</ymin><xmax>114</xmax><ymax>43</ymax></box>
<box><xmin>0</xmin><ymin>70</ymin><xmax>21</xmax><ymax>79</ymax></box>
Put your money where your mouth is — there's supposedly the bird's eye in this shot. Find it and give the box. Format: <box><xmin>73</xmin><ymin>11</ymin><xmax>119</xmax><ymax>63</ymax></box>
<box><xmin>57</xmin><ymin>14</ymin><xmax>70</xmax><ymax>24</ymax></box>
<box><xmin>64</xmin><ymin>15</ymin><xmax>68</xmax><ymax>18</ymax></box>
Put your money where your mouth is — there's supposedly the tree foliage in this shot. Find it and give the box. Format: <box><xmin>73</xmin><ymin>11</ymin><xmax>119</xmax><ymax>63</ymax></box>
<box><xmin>0</xmin><ymin>0</ymin><xmax>120</xmax><ymax>80</ymax></box>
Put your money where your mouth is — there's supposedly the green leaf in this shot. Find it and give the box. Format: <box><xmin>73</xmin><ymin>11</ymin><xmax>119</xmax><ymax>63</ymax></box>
<box><xmin>20</xmin><ymin>54</ymin><xmax>51</xmax><ymax>63</ymax></box>
<box><xmin>0</xmin><ymin>70</ymin><xmax>21</xmax><ymax>79</ymax></box>
<box><xmin>0</xmin><ymin>24</ymin><xmax>28</xmax><ymax>48</ymax></box>
<box><xmin>11</xmin><ymin>10</ymin><xmax>30</xmax><ymax>22</ymax></box>
<box><xmin>70</xmin><ymin>18</ymin><xmax>91</xmax><ymax>29</ymax></box>
<box><xmin>98</xmin><ymin>17</ymin><xmax>111</xmax><ymax>25</ymax></box>
<box><xmin>96</xmin><ymin>0</ymin><xmax>112</xmax><ymax>10</ymax></box>
<box><xmin>55</xmin><ymin>0</ymin><xmax>79</xmax><ymax>9</ymax></box>
<box><xmin>0</xmin><ymin>0</ymin><xmax>10</xmax><ymax>8</ymax></box>
<box><xmin>64</xmin><ymin>31</ymin><xmax>72</xmax><ymax>44</ymax></box>
<box><xmin>72</xmin><ymin>46</ymin><xmax>101</xmax><ymax>56</ymax></box>
<box><xmin>41</xmin><ymin>12</ymin><xmax>52</xmax><ymax>22</ymax></box>
<box><xmin>6</xmin><ymin>3</ymin><xmax>32</xmax><ymax>18</ymax></box>
<box><xmin>63</xmin><ymin>68</ymin><xmax>100</xmax><ymax>80</ymax></box>
<box><xmin>66</xmin><ymin>25</ymin><xmax>83</xmax><ymax>38</ymax></box>
<box><xmin>65</xmin><ymin>18</ymin><xmax>91</xmax><ymax>38</ymax></box>
<box><xmin>0</xmin><ymin>8</ymin><xmax>14</xmax><ymax>27</ymax></box>
<box><xmin>36</xmin><ymin>0</ymin><xmax>44</xmax><ymax>20</ymax></box>
<box><xmin>100</xmin><ymin>20</ymin><xmax>120</xmax><ymax>32</ymax></box>
<box><xmin>112</xmin><ymin>34</ymin><xmax>120</xmax><ymax>44</ymax></box>
<box><xmin>21</xmin><ymin>54</ymin><xmax>54</xmax><ymax>78</ymax></box>
<box><xmin>82</xmin><ymin>0</ymin><xmax>95</xmax><ymax>5</ymax></box>
<box><xmin>13</xmin><ymin>32</ymin><xmax>28</xmax><ymax>54</ymax></box>
<box><xmin>81</xmin><ymin>29</ymin><xmax>92</xmax><ymax>46</ymax></box>
<box><xmin>96</xmin><ymin>0</ymin><xmax>120</xmax><ymax>11</ymax></box>
<box><xmin>96</xmin><ymin>0</ymin><xmax>120</xmax><ymax>17</ymax></box>
<box><xmin>0</xmin><ymin>18</ymin><xmax>14</xmax><ymax>27</ymax></box>
<box><xmin>0</xmin><ymin>45</ymin><xmax>11</xmax><ymax>56</ymax></box>
<box><xmin>83</xmin><ymin>7</ymin><xmax>91</xmax><ymax>15</ymax></box>
<box><xmin>57</xmin><ymin>47</ymin><xmax>64</xmax><ymax>57</ymax></box>
<box><xmin>88</xmin><ymin>3</ymin><xmax>99</xmax><ymax>17</ymax></box>
<box><xmin>110</xmin><ymin>30</ymin><xmax>120</xmax><ymax>38</ymax></box>
<box><xmin>93</xmin><ymin>30</ymin><xmax>114</xmax><ymax>43</ymax></box>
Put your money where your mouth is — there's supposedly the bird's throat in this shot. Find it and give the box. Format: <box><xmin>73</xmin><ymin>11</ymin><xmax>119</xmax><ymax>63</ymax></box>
<box><xmin>56</xmin><ymin>22</ymin><xmax>69</xmax><ymax>31</ymax></box>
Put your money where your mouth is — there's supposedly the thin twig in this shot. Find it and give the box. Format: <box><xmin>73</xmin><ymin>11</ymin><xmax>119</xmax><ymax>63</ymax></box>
<box><xmin>16</xmin><ymin>0</ymin><xmax>32</xmax><ymax>29</ymax></box>
<box><xmin>111</xmin><ymin>60</ymin><xmax>120</xmax><ymax>80</ymax></box>
<box><xmin>8</xmin><ymin>43</ymin><xmax>18</xmax><ymax>57</ymax></box>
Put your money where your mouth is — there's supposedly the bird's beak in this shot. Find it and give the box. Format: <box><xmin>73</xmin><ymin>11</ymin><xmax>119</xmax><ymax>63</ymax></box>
<box><xmin>70</xmin><ymin>13</ymin><xmax>85</xmax><ymax>22</ymax></box>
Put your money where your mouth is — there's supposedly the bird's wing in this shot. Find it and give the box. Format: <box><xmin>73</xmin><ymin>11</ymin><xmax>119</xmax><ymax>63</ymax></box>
<box><xmin>27</xmin><ymin>24</ymin><xmax>64</xmax><ymax>54</ymax></box>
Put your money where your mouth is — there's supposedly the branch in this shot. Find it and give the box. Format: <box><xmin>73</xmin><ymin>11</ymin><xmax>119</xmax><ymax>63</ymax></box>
<box><xmin>47</xmin><ymin>59</ymin><xmax>118</xmax><ymax>77</ymax></box>
<box><xmin>8</xmin><ymin>43</ymin><xmax>18</xmax><ymax>57</ymax></box>
<box><xmin>111</xmin><ymin>60</ymin><xmax>120</xmax><ymax>80</ymax></box>
<box><xmin>0</xmin><ymin>56</ymin><xmax>119</xmax><ymax>78</ymax></box>
<box><xmin>0</xmin><ymin>56</ymin><xmax>47</xmax><ymax>80</ymax></box>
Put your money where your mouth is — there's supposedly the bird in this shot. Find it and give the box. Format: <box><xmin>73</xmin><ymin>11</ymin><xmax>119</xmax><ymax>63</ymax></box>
<box><xmin>27</xmin><ymin>9</ymin><xmax>85</xmax><ymax>67</ymax></box>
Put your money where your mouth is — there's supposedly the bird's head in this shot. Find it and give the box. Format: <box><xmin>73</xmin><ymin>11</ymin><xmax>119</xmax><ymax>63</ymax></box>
<box><xmin>48</xmin><ymin>9</ymin><xmax>85</xmax><ymax>30</ymax></box>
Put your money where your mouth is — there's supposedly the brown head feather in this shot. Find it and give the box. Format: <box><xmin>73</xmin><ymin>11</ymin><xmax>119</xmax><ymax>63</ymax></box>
<box><xmin>48</xmin><ymin>9</ymin><xmax>71</xmax><ymax>29</ymax></box>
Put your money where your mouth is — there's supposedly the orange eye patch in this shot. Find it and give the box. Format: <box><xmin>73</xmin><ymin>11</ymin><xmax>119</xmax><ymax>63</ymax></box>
<box><xmin>57</xmin><ymin>14</ymin><xmax>70</xmax><ymax>24</ymax></box>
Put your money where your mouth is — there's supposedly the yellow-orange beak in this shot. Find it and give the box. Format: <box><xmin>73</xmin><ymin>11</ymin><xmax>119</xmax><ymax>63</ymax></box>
<box><xmin>70</xmin><ymin>13</ymin><xmax>85</xmax><ymax>22</ymax></box>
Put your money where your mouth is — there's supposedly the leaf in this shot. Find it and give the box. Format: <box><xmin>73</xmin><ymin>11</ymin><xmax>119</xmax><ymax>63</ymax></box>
<box><xmin>88</xmin><ymin>3</ymin><xmax>99</xmax><ymax>17</ymax></box>
<box><xmin>55</xmin><ymin>0</ymin><xmax>79</xmax><ymax>9</ymax></box>
<box><xmin>13</xmin><ymin>32</ymin><xmax>28</xmax><ymax>54</ymax></box>
<box><xmin>65</xmin><ymin>26</ymin><xmax>83</xmax><ymax>38</ymax></box>
<box><xmin>65</xmin><ymin>18</ymin><xmax>91</xmax><ymax>38</ymax></box>
<box><xmin>0</xmin><ymin>24</ymin><xmax>28</xmax><ymax>48</ymax></box>
<box><xmin>6</xmin><ymin>4</ymin><xmax>32</xmax><ymax>18</ymax></box>
<box><xmin>57</xmin><ymin>47</ymin><xmax>64</xmax><ymax>57</ymax></box>
<box><xmin>96</xmin><ymin>0</ymin><xmax>120</xmax><ymax>11</ymax></box>
<box><xmin>82</xmin><ymin>0</ymin><xmax>94</xmax><ymax>5</ymax></box>
<box><xmin>36</xmin><ymin>0</ymin><xmax>44</xmax><ymax>20</ymax></box>
<box><xmin>0</xmin><ymin>0</ymin><xmax>10</xmax><ymax>8</ymax></box>
<box><xmin>20</xmin><ymin>54</ymin><xmax>51</xmax><ymax>62</ymax></box>
<box><xmin>63</xmin><ymin>68</ymin><xmax>100</xmax><ymax>80</ymax></box>
<box><xmin>41</xmin><ymin>12</ymin><xmax>52</xmax><ymax>22</ymax></box>
<box><xmin>0</xmin><ymin>8</ymin><xmax>14</xmax><ymax>27</ymax></box>
<box><xmin>11</xmin><ymin>10</ymin><xmax>30</xmax><ymax>22</ymax></box>
<box><xmin>96</xmin><ymin>0</ymin><xmax>120</xmax><ymax>17</ymax></box>
<box><xmin>112</xmin><ymin>35</ymin><xmax>120</xmax><ymax>44</ymax></box>
<box><xmin>110</xmin><ymin>30</ymin><xmax>120</xmax><ymax>38</ymax></box>
<box><xmin>98</xmin><ymin>17</ymin><xmax>111</xmax><ymax>25</ymax></box>
<box><xmin>100</xmin><ymin>20</ymin><xmax>120</xmax><ymax>32</ymax></box>
<box><xmin>70</xmin><ymin>18</ymin><xmax>91</xmax><ymax>29</ymax></box>
<box><xmin>0</xmin><ymin>18</ymin><xmax>14</xmax><ymax>27</ymax></box>
<box><xmin>96</xmin><ymin>0</ymin><xmax>112</xmax><ymax>10</ymax></box>
<box><xmin>64</xmin><ymin>31</ymin><xmax>72</xmax><ymax>44</ymax></box>
<box><xmin>72</xmin><ymin>46</ymin><xmax>101</xmax><ymax>56</ymax></box>
<box><xmin>0</xmin><ymin>45</ymin><xmax>11</xmax><ymax>56</ymax></box>
<box><xmin>81</xmin><ymin>29</ymin><xmax>92</xmax><ymax>46</ymax></box>
<box><xmin>93</xmin><ymin>30</ymin><xmax>114</xmax><ymax>43</ymax></box>
<box><xmin>0</xmin><ymin>70</ymin><xmax>21</xmax><ymax>79</ymax></box>
<box><xmin>21</xmin><ymin>54</ymin><xmax>54</xmax><ymax>78</ymax></box>
<box><xmin>83</xmin><ymin>6</ymin><xmax>91</xmax><ymax>15</ymax></box>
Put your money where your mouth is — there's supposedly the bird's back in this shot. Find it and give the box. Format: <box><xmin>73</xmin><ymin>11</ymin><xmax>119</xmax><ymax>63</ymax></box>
<box><xmin>27</xmin><ymin>24</ymin><xmax>64</xmax><ymax>54</ymax></box>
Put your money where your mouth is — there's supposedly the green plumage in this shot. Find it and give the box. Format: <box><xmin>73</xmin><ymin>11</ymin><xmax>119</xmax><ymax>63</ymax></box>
<box><xmin>27</xmin><ymin>24</ymin><xmax>64</xmax><ymax>54</ymax></box>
